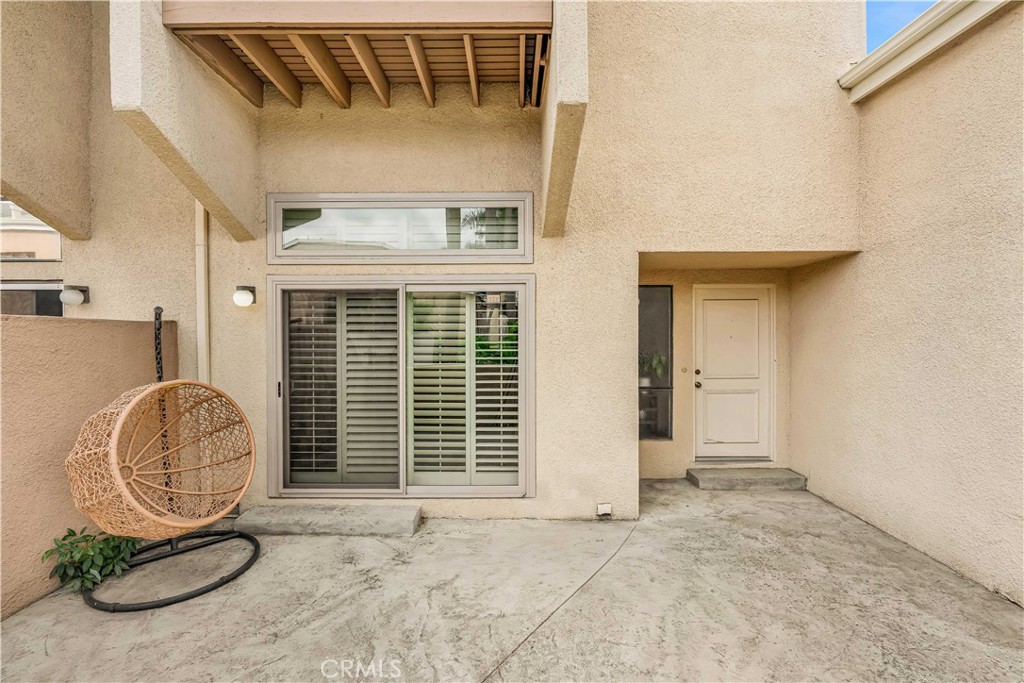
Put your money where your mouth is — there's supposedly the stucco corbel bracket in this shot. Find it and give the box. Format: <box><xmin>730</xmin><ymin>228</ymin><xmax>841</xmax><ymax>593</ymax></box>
<box><xmin>108</xmin><ymin>1</ymin><xmax>259</xmax><ymax>241</ymax></box>
<box><xmin>539</xmin><ymin>0</ymin><xmax>589</xmax><ymax>238</ymax></box>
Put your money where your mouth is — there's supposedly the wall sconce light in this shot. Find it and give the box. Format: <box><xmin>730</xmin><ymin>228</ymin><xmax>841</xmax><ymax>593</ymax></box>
<box><xmin>233</xmin><ymin>286</ymin><xmax>256</xmax><ymax>307</ymax></box>
<box><xmin>59</xmin><ymin>285</ymin><xmax>90</xmax><ymax>306</ymax></box>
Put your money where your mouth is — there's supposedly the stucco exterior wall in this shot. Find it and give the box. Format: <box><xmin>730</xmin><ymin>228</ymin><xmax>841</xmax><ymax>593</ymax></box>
<box><xmin>568</xmin><ymin>1</ymin><xmax>862</xmax><ymax>250</ymax></box>
<box><xmin>0</xmin><ymin>1</ymin><xmax>92</xmax><ymax>241</ymax></box>
<box><xmin>790</xmin><ymin>6</ymin><xmax>1024</xmax><ymax>604</ymax></box>
<box><xmin>212</xmin><ymin>86</ymin><xmax>595</xmax><ymax>519</ymax></box>
<box><xmin>109</xmin><ymin>0</ymin><xmax>260</xmax><ymax>240</ymax></box>
<box><xmin>57</xmin><ymin>4</ymin><xmax>199</xmax><ymax>379</ymax></box>
<box><xmin>0</xmin><ymin>316</ymin><xmax>178</xmax><ymax>618</ymax></box>
<box><xmin>638</xmin><ymin>269</ymin><xmax>791</xmax><ymax>478</ymax></box>
<box><xmin>5</xmin><ymin>1</ymin><xmax>864</xmax><ymax>522</ymax></box>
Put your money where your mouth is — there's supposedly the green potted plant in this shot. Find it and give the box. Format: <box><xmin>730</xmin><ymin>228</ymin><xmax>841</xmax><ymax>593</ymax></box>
<box><xmin>41</xmin><ymin>527</ymin><xmax>140</xmax><ymax>593</ymax></box>
<box><xmin>638</xmin><ymin>351</ymin><xmax>667</xmax><ymax>387</ymax></box>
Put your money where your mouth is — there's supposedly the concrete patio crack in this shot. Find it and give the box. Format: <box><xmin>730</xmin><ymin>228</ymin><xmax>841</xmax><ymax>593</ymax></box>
<box><xmin>478</xmin><ymin>523</ymin><xmax>639</xmax><ymax>683</ymax></box>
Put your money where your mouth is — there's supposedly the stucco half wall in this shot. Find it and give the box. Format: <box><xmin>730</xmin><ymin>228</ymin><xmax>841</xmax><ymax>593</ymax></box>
<box><xmin>0</xmin><ymin>316</ymin><xmax>179</xmax><ymax>618</ymax></box>
<box><xmin>790</xmin><ymin>5</ymin><xmax>1024</xmax><ymax>605</ymax></box>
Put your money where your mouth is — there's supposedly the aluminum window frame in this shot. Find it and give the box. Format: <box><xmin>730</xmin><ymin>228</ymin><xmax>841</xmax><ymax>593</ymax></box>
<box><xmin>0</xmin><ymin>280</ymin><xmax>65</xmax><ymax>316</ymax></box>
<box><xmin>267</xmin><ymin>273</ymin><xmax>536</xmax><ymax>499</ymax></box>
<box><xmin>267</xmin><ymin>193</ymin><xmax>534</xmax><ymax>265</ymax></box>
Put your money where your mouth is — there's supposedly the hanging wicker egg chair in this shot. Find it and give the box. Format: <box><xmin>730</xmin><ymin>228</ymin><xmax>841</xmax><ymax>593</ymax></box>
<box><xmin>66</xmin><ymin>380</ymin><xmax>255</xmax><ymax>541</ymax></box>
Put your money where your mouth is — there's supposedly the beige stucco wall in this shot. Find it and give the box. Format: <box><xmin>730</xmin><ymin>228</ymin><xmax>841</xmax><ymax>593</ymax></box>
<box><xmin>210</xmin><ymin>86</ymin><xmax>574</xmax><ymax>518</ymax></box>
<box><xmin>1</xmin><ymin>2</ymin><xmax>200</xmax><ymax>376</ymax></box>
<box><xmin>0</xmin><ymin>316</ymin><xmax>178</xmax><ymax>618</ymax></box>
<box><xmin>638</xmin><ymin>269</ymin><xmax>791</xmax><ymax>478</ymax></box>
<box><xmin>569</xmin><ymin>1</ymin><xmax>863</xmax><ymax>251</ymax></box>
<box><xmin>0</xmin><ymin>1</ymin><xmax>92</xmax><ymax>241</ymax></box>
<box><xmin>790</xmin><ymin>6</ymin><xmax>1024</xmax><ymax>604</ymax></box>
<box><xmin>4</xmin><ymin>1</ymin><xmax>863</xmax><ymax>522</ymax></box>
<box><xmin>58</xmin><ymin>4</ymin><xmax>200</xmax><ymax>379</ymax></box>
<box><xmin>109</xmin><ymin>0</ymin><xmax>260</xmax><ymax>240</ymax></box>
<box><xmin>200</xmin><ymin>1</ymin><xmax>859</xmax><ymax>520</ymax></box>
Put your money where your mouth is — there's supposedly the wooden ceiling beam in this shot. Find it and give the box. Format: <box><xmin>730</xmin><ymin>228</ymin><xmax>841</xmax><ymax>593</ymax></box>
<box><xmin>530</xmin><ymin>34</ymin><xmax>543</xmax><ymax>107</ymax></box>
<box><xmin>181</xmin><ymin>34</ymin><xmax>264</xmax><ymax>107</ymax></box>
<box><xmin>518</xmin><ymin>34</ymin><xmax>526</xmax><ymax>108</ymax></box>
<box><xmin>163</xmin><ymin>1</ymin><xmax>553</xmax><ymax>30</ymax></box>
<box><xmin>405</xmin><ymin>34</ymin><xmax>435</xmax><ymax>107</ymax></box>
<box><xmin>230</xmin><ymin>33</ymin><xmax>302</xmax><ymax>107</ymax></box>
<box><xmin>346</xmin><ymin>34</ymin><xmax>390</xmax><ymax>107</ymax></box>
<box><xmin>175</xmin><ymin>27</ymin><xmax>551</xmax><ymax>36</ymax></box>
<box><xmin>290</xmin><ymin>34</ymin><xmax>351</xmax><ymax>107</ymax></box>
<box><xmin>463</xmin><ymin>34</ymin><xmax>479</xmax><ymax>107</ymax></box>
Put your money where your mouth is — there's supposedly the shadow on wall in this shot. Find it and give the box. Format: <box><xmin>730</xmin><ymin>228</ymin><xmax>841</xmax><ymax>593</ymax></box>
<box><xmin>0</xmin><ymin>315</ymin><xmax>178</xmax><ymax>618</ymax></box>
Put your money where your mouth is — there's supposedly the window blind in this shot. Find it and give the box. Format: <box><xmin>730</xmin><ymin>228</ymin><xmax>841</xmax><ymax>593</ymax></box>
<box><xmin>287</xmin><ymin>292</ymin><xmax>339</xmax><ymax>480</ymax></box>
<box><xmin>407</xmin><ymin>290</ymin><xmax>520</xmax><ymax>486</ymax></box>
<box><xmin>287</xmin><ymin>290</ymin><xmax>400</xmax><ymax>486</ymax></box>
<box><xmin>473</xmin><ymin>293</ymin><xmax>520</xmax><ymax>484</ymax></box>
<box><xmin>339</xmin><ymin>291</ymin><xmax>400</xmax><ymax>484</ymax></box>
<box><xmin>408</xmin><ymin>292</ymin><xmax>470</xmax><ymax>485</ymax></box>
<box><xmin>284</xmin><ymin>285</ymin><xmax>522</xmax><ymax>490</ymax></box>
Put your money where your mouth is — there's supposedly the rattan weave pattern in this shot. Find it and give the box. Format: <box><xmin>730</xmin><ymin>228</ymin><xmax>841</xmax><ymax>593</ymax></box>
<box><xmin>65</xmin><ymin>381</ymin><xmax>255</xmax><ymax>540</ymax></box>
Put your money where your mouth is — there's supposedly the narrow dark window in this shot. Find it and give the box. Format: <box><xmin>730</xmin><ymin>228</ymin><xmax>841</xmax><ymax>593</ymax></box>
<box><xmin>639</xmin><ymin>286</ymin><xmax>672</xmax><ymax>439</ymax></box>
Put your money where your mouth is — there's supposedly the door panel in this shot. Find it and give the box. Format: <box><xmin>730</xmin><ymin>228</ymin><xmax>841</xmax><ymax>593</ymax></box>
<box><xmin>695</xmin><ymin>287</ymin><xmax>773</xmax><ymax>460</ymax></box>
<box><xmin>704</xmin><ymin>390</ymin><xmax>760</xmax><ymax>444</ymax></box>
<box><xmin>703</xmin><ymin>299</ymin><xmax>760</xmax><ymax>378</ymax></box>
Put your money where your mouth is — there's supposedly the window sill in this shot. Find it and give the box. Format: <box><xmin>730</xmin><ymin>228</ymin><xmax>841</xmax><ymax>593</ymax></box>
<box><xmin>273</xmin><ymin>487</ymin><xmax>530</xmax><ymax>499</ymax></box>
<box><xmin>838</xmin><ymin>0</ymin><xmax>1011</xmax><ymax>103</ymax></box>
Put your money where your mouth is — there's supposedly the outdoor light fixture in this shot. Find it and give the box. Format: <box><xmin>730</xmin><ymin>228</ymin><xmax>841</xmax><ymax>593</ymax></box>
<box><xmin>59</xmin><ymin>285</ymin><xmax>89</xmax><ymax>306</ymax></box>
<box><xmin>233</xmin><ymin>286</ymin><xmax>256</xmax><ymax>307</ymax></box>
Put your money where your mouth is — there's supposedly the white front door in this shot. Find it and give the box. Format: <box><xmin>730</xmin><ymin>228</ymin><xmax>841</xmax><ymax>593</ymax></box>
<box><xmin>694</xmin><ymin>286</ymin><xmax>774</xmax><ymax>460</ymax></box>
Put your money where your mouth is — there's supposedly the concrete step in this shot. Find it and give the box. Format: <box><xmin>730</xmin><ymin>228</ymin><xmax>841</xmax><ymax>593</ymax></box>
<box><xmin>234</xmin><ymin>504</ymin><xmax>421</xmax><ymax>537</ymax></box>
<box><xmin>685</xmin><ymin>467</ymin><xmax>806</xmax><ymax>491</ymax></box>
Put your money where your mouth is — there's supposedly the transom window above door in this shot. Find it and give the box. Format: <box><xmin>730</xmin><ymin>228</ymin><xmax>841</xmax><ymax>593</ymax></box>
<box><xmin>268</xmin><ymin>275</ymin><xmax>535</xmax><ymax>498</ymax></box>
<box><xmin>267</xmin><ymin>193</ymin><xmax>532</xmax><ymax>264</ymax></box>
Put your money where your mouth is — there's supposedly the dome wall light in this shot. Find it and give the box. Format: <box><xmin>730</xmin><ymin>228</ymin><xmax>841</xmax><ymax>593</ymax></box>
<box><xmin>59</xmin><ymin>285</ymin><xmax>90</xmax><ymax>306</ymax></box>
<box><xmin>233</xmin><ymin>286</ymin><xmax>256</xmax><ymax>307</ymax></box>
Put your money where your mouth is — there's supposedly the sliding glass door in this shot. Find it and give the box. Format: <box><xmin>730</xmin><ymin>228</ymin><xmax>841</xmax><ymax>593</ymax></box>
<box><xmin>286</xmin><ymin>289</ymin><xmax>401</xmax><ymax>487</ymax></box>
<box><xmin>277</xmin><ymin>279</ymin><xmax>528</xmax><ymax>496</ymax></box>
<box><xmin>407</xmin><ymin>289</ymin><xmax>520</xmax><ymax>487</ymax></box>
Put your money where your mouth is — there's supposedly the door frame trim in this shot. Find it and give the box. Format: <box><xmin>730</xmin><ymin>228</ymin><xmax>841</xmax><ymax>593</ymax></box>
<box><xmin>691</xmin><ymin>284</ymin><xmax>777</xmax><ymax>463</ymax></box>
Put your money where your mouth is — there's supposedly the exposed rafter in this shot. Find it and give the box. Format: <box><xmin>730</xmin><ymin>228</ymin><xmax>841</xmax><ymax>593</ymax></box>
<box><xmin>405</xmin><ymin>34</ymin><xmax>435</xmax><ymax>107</ymax></box>
<box><xmin>175</xmin><ymin>24</ymin><xmax>550</xmax><ymax>109</ymax></box>
<box><xmin>230</xmin><ymin>34</ymin><xmax>302</xmax><ymax>107</ymax></box>
<box><xmin>345</xmin><ymin>34</ymin><xmax>390</xmax><ymax>107</ymax></box>
<box><xmin>530</xmin><ymin>35</ymin><xmax>544</xmax><ymax>107</ymax></box>
<box><xmin>290</xmin><ymin>34</ymin><xmax>351</xmax><ymax>107</ymax></box>
<box><xmin>181</xmin><ymin>34</ymin><xmax>264</xmax><ymax>107</ymax></box>
<box><xmin>463</xmin><ymin>34</ymin><xmax>480</xmax><ymax>107</ymax></box>
<box><xmin>518</xmin><ymin>35</ymin><xmax>526</xmax><ymax>108</ymax></box>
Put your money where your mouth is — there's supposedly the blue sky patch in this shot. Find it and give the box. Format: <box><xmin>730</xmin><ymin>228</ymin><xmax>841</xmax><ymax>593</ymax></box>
<box><xmin>866</xmin><ymin>0</ymin><xmax>937</xmax><ymax>52</ymax></box>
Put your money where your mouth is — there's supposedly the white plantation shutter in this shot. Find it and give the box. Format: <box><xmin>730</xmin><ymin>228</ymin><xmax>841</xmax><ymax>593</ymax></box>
<box><xmin>339</xmin><ymin>291</ymin><xmax>400</xmax><ymax>484</ymax></box>
<box><xmin>408</xmin><ymin>292</ymin><xmax>470</xmax><ymax>485</ymax></box>
<box><xmin>287</xmin><ymin>292</ymin><xmax>339</xmax><ymax>482</ymax></box>
<box><xmin>282</xmin><ymin>282</ymin><xmax>524</xmax><ymax>491</ymax></box>
<box><xmin>472</xmin><ymin>293</ymin><xmax>519</xmax><ymax>485</ymax></box>
<box><xmin>407</xmin><ymin>290</ymin><xmax>521</xmax><ymax>487</ymax></box>
<box><xmin>286</xmin><ymin>290</ymin><xmax>400</xmax><ymax>486</ymax></box>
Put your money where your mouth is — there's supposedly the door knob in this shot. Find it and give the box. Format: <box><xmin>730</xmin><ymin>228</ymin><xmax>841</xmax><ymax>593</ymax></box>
<box><xmin>695</xmin><ymin>381</ymin><xmax>702</xmax><ymax>388</ymax></box>
<box><xmin>694</xmin><ymin>369</ymin><xmax>701</xmax><ymax>375</ymax></box>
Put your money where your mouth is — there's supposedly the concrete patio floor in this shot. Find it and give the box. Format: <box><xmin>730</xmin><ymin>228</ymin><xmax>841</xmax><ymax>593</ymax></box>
<box><xmin>2</xmin><ymin>480</ymin><xmax>1021</xmax><ymax>682</ymax></box>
